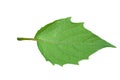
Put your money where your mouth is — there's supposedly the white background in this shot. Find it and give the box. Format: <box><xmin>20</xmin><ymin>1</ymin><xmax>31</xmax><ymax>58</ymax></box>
<box><xmin>0</xmin><ymin>0</ymin><xmax>120</xmax><ymax>80</ymax></box>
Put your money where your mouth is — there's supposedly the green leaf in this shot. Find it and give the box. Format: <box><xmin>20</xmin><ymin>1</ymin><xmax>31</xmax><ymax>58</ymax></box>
<box><xmin>17</xmin><ymin>17</ymin><xmax>116</xmax><ymax>66</ymax></box>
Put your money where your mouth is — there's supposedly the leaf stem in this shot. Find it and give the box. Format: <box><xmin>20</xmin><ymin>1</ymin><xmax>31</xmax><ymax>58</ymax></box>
<box><xmin>17</xmin><ymin>37</ymin><xmax>36</xmax><ymax>41</ymax></box>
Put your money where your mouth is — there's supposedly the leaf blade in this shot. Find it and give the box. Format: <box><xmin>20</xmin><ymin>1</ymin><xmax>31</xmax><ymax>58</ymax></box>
<box><xmin>35</xmin><ymin>17</ymin><xmax>115</xmax><ymax>66</ymax></box>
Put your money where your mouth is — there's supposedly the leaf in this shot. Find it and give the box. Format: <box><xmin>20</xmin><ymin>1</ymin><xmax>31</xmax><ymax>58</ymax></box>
<box><xmin>17</xmin><ymin>17</ymin><xmax>116</xmax><ymax>66</ymax></box>
<box><xmin>34</xmin><ymin>17</ymin><xmax>115</xmax><ymax>66</ymax></box>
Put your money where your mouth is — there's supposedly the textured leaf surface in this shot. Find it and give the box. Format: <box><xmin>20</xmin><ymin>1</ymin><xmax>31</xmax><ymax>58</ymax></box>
<box><xmin>34</xmin><ymin>17</ymin><xmax>115</xmax><ymax>66</ymax></box>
